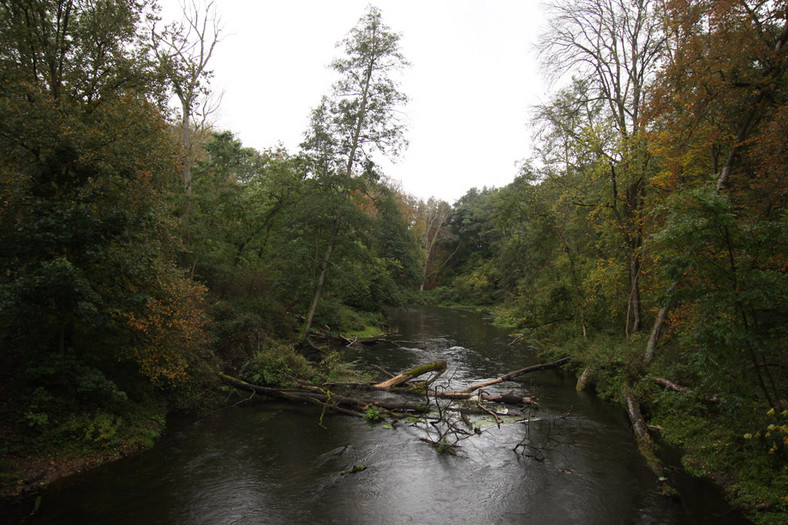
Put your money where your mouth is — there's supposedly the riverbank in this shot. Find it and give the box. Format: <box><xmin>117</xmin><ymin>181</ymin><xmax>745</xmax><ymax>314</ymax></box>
<box><xmin>0</xmin><ymin>315</ymin><xmax>388</xmax><ymax>502</ymax></box>
<box><xmin>0</xmin><ymin>443</ymin><xmax>145</xmax><ymax>499</ymax></box>
<box><xmin>535</xmin><ymin>331</ymin><xmax>787</xmax><ymax>525</ymax></box>
<box><xmin>6</xmin><ymin>305</ymin><xmax>747</xmax><ymax>524</ymax></box>
<box><xmin>0</xmin><ymin>406</ymin><xmax>167</xmax><ymax>499</ymax></box>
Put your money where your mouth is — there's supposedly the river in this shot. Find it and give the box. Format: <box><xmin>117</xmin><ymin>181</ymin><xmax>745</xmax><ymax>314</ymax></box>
<box><xmin>16</xmin><ymin>306</ymin><xmax>748</xmax><ymax>524</ymax></box>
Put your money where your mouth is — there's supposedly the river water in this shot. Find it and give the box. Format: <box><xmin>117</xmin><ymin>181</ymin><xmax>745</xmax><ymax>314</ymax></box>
<box><xmin>18</xmin><ymin>306</ymin><xmax>748</xmax><ymax>524</ymax></box>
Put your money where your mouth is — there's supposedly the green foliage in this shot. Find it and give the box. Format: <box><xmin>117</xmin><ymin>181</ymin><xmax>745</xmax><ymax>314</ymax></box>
<box><xmin>363</xmin><ymin>406</ymin><xmax>384</xmax><ymax>424</ymax></box>
<box><xmin>242</xmin><ymin>344</ymin><xmax>314</xmax><ymax>388</ymax></box>
<box><xmin>654</xmin><ymin>186</ymin><xmax>787</xmax><ymax>404</ymax></box>
<box><xmin>318</xmin><ymin>351</ymin><xmax>371</xmax><ymax>384</ymax></box>
<box><xmin>435</xmin><ymin>437</ymin><xmax>457</xmax><ymax>455</ymax></box>
<box><xmin>743</xmin><ymin>408</ymin><xmax>788</xmax><ymax>461</ymax></box>
<box><xmin>548</xmin><ymin>333</ymin><xmax>644</xmax><ymax>401</ymax></box>
<box><xmin>0</xmin><ymin>0</ymin><xmax>219</xmax><ymax>471</ymax></box>
<box><xmin>65</xmin><ymin>412</ymin><xmax>123</xmax><ymax>445</ymax></box>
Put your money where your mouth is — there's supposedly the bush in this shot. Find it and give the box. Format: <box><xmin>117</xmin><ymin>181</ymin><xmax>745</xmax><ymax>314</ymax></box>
<box><xmin>242</xmin><ymin>343</ymin><xmax>314</xmax><ymax>387</ymax></box>
<box><xmin>363</xmin><ymin>406</ymin><xmax>384</xmax><ymax>424</ymax></box>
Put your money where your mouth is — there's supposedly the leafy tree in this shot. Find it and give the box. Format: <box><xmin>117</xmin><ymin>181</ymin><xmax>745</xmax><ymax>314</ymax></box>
<box><xmin>647</xmin><ymin>0</ymin><xmax>788</xmax><ymax>405</ymax></box>
<box><xmin>539</xmin><ymin>0</ymin><xmax>665</xmax><ymax>334</ymax></box>
<box><xmin>300</xmin><ymin>5</ymin><xmax>409</xmax><ymax>334</ymax></box>
<box><xmin>654</xmin><ymin>186</ymin><xmax>786</xmax><ymax>405</ymax></box>
<box><xmin>494</xmin><ymin>166</ymin><xmax>598</xmax><ymax>337</ymax></box>
<box><xmin>0</xmin><ymin>0</ymin><xmax>211</xmax><ymax>440</ymax></box>
<box><xmin>369</xmin><ymin>185</ymin><xmax>422</xmax><ymax>291</ymax></box>
<box><xmin>439</xmin><ymin>188</ymin><xmax>502</xmax><ymax>304</ymax></box>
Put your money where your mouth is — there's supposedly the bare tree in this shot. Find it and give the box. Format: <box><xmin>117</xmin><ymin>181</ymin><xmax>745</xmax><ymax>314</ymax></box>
<box><xmin>152</xmin><ymin>0</ymin><xmax>222</xmax><ymax>236</ymax></box>
<box><xmin>418</xmin><ymin>198</ymin><xmax>452</xmax><ymax>291</ymax></box>
<box><xmin>538</xmin><ymin>0</ymin><xmax>664</xmax><ymax>334</ymax></box>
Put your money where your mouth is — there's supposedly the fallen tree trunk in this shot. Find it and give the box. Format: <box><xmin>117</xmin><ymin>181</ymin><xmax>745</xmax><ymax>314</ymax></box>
<box><xmin>221</xmin><ymin>356</ymin><xmax>563</xmax><ymax>420</ymax></box>
<box><xmin>308</xmin><ymin>331</ymin><xmax>391</xmax><ymax>347</ymax></box>
<box><xmin>445</xmin><ymin>356</ymin><xmax>571</xmax><ymax>395</ymax></box>
<box><xmin>219</xmin><ymin>373</ymin><xmax>426</xmax><ymax>416</ymax></box>
<box><xmin>624</xmin><ymin>392</ymin><xmax>677</xmax><ymax>496</ymax></box>
<box><xmin>576</xmin><ymin>367</ymin><xmax>592</xmax><ymax>391</ymax></box>
<box><xmin>625</xmin><ymin>393</ymin><xmax>652</xmax><ymax>446</ymax></box>
<box><xmin>652</xmin><ymin>377</ymin><xmax>690</xmax><ymax>393</ymax></box>
<box><xmin>437</xmin><ymin>391</ymin><xmax>538</xmax><ymax>406</ymax></box>
<box><xmin>374</xmin><ymin>361</ymin><xmax>447</xmax><ymax>389</ymax></box>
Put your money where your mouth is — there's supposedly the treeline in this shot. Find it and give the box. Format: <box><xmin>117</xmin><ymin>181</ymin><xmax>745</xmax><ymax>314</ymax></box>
<box><xmin>0</xmin><ymin>1</ymin><xmax>430</xmax><ymax>472</ymax></box>
<box><xmin>424</xmin><ymin>0</ymin><xmax>787</xmax><ymax>413</ymax></box>
<box><xmin>419</xmin><ymin>1</ymin><xmax>787</xmax><ymax>520</ymax></box>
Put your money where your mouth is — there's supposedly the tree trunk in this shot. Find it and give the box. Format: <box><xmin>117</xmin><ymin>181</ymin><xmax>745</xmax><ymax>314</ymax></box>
<box><xmin>576</xmin><ymin>367</ymin><xmax>591</xmax><ymax>391</ymax></box>
<box><xmin>644</xmin><ymin>283</ymin><xmax>675</xmax><ymax>365</ymax></box>
<box><xmin>627</xmin><ymin>253</ymin><xmax>642</xmax><ymax>335</ymax></box>
<box><xmin>624</xmin><ymin>392</ymin><xmax>675</xmax><ymax>495</ymax></box>
<box><xmin>559</xmin><ymin>232</ymin><xmax>588</xmax><ymax>339</ymax></box>
<box><xmin>219</xmin><ymin>373</ymin><xmax>426</xmax><ymax>415</ymax></box>
<box><xmin>302</xmin><ymin>217</ymin><xmax>340</xmax><ymax>337</ymax></box>
<box><xmin>652</xmin><ymin>377</ymin><xmax>689</xmax><ymax>393</ymax></box>
<box><xmin>180</xmin><ymin>105</ymin><xmax>193</xmax><ymax>245</ymax></box>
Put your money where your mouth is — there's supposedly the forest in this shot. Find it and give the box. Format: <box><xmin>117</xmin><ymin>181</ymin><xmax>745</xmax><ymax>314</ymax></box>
<box><xmin>0</xmin><ymin>1</ymin><xmax>786</xmax><ymax>523</ymax></box>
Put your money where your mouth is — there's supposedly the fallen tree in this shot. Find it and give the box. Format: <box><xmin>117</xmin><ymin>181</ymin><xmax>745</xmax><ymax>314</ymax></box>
<box><xmin>624</xmin><ymin>391</ymin><xmax>677</xmax><ymax>497</ymax></box>
<box><xmin>220</xmin><ymin>356</ymin><xmax>567</xmax><ymax>419</ymax></box>
<box><xmin>219</xmin><ymin>372</ymin><xmax>426</xmax><ymax>418</ymax></box>
<box><xmin>443</xmin><ymin>356</ymin><xmax>572</xmax><ymax>395</ymax></box>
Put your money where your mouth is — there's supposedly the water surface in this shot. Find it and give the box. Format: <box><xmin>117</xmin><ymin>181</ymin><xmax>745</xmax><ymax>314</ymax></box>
<box><xmin>21</xmin><ymin>306</ymin><xmax>747</xmax><ymax>524</ymax></box>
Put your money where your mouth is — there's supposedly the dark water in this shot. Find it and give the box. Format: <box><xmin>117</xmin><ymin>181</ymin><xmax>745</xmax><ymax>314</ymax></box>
<box><xmin>11</xmin><ymin>306</ymin><xmax>748</xmax><ymax>524</ymax></box>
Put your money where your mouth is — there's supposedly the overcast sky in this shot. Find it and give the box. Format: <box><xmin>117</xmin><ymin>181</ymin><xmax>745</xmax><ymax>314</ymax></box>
<box><xmin>162</xmin><ymin>0</ymin><xmax>549</xmax><ymax>203</ymax></box>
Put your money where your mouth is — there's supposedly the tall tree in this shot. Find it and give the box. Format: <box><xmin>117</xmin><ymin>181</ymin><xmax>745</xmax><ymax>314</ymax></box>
<box><xmin>301</xmin><ymin>5</ymin><xmax>408</xmax><ymax>335</ymax></box>
<box><xmin>417</xmin><ymin>198</ymin><xmax>453</xmax><ymax>291</ymax></box>
<box><xmin>152</xmin><ymin>0</ymin><xmax>221</xmax><ymax>240</ymax></box>
<box><xmin>539</xmin><ymin>0</ymin><xmax>664</xmax><ymax>334</ymax></box>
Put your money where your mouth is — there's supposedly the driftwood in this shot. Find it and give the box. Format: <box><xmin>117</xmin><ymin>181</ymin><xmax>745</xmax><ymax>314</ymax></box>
<box><xmin>371</xmin><ymin>364</ymin><xmax>396</xmax><ymax>378</ymax></box>
<box><xmin>308</xmin><ymin>331</ymin><xmax>391</xmax><ymax>347</ymax></box>
<box><xmin>219</xmin><ymin>373</ymin><xmax>425</xmax><ymax>417</ymax></box>
<box><xmin>444</xmin><ymin>356</ymin><xmax>571</xmax><ymax>395</ymax></box>
<box><xmin>437</xmin><ymin>391</ymin><xmax>538</xmax><ymax>406</ymax></box>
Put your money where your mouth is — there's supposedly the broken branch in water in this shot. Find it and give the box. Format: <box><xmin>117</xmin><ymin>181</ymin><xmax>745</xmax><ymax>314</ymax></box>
<box><xmin>443</xmin><ymin>356</ymin><xmax>572</xmax><ymax>395</ymax></box>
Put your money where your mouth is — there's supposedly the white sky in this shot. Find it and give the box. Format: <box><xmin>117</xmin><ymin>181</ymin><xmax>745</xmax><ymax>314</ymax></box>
<box><xmin>163</xmin><ymin>0</ymin><xmax>549</xmax><ymax>203</ymax></box>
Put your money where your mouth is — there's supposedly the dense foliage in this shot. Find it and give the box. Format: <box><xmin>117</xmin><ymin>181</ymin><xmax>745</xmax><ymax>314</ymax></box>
<box><xmin>0</xmin><ymin>1</ymin><xmax>421</xmax><ymax>487</ymax></box>
<box><xmin>1</xmin><ymin>1</ymin><xmax>786</xmax><ymax>521</ymax></box>
<box><xmin>420</xmin><ymin>2</ymin><xmax>788</xmax><ymax>521</ymax></box>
